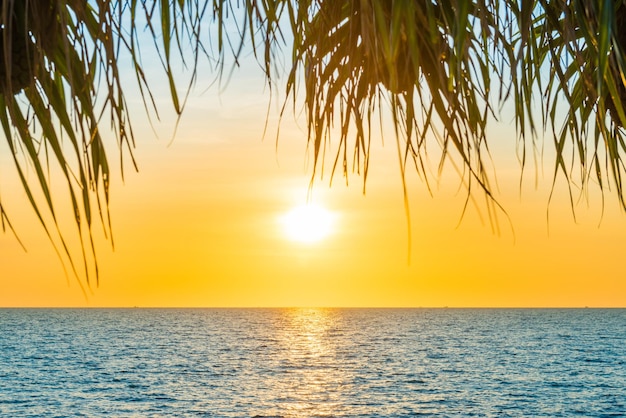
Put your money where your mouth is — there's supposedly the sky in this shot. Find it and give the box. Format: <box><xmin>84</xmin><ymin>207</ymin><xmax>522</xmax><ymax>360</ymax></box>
<box><xmin>1</xmin><ymin>16</ymin><xmax>625</xmax><ymax>307</ymax></box>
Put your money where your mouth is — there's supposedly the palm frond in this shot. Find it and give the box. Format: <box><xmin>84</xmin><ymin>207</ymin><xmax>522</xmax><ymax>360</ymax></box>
<box><xmin>0</xmin><ymin>0</ymin><xmax>268</xmax><ymax>286</ymax></box>
<box><xmin>3</xmin><ymin>0</ymin><xmax>626</xmax><ymax>287</ymax></box>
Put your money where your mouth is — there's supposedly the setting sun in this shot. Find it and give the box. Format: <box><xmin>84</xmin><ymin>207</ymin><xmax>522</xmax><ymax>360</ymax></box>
<box><xmin>281</xmin><ymin>204</ymin><xmax>336</xmax><ymax>243</ymax></box>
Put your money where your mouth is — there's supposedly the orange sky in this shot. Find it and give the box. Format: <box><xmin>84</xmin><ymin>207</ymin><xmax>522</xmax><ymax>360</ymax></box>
<box><xmin>1</xmin><ymin>44</ymin><xmax>625</xmax><ymax>307</ymax></box>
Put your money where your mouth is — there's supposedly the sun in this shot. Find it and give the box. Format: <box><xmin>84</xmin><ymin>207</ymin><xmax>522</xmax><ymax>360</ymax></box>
<box><xmin>281</xmin><ymin>204</ymin><xmax>336</xmax><ymax>243</ymax></box>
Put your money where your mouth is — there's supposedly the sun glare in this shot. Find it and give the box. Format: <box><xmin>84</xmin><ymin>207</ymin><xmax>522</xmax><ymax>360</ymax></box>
<box><xmin>281</xmin><ymin>204</ymin><xmax>335</xmax><ymax>243</ymax></box>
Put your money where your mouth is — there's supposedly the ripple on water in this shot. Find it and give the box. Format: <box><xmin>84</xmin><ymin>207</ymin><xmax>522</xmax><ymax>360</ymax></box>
<box><xmin>0</xmin><ymin>308</ymin><xmax>624</xmax><ymax>417</ymax></box>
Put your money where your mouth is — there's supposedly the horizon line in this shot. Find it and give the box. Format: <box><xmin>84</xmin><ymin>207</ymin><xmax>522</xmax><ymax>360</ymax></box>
<box><xmin>1</xmin><ymin>306</ymin><xmax>624</xmax><ymax>309</ymax></box>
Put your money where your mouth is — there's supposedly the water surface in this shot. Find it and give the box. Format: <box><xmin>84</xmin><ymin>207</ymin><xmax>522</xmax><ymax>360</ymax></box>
<box><xmin>0</xmin><ymin>308</ymin><xmax>624</xmax><ymax>416</ymax></box>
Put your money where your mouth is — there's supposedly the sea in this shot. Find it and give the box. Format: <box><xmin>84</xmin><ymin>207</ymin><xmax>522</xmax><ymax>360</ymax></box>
<box><xmin>0</xmin><ymin>308</ymin><xmax>624</xmax><ymax>417</ymax></box>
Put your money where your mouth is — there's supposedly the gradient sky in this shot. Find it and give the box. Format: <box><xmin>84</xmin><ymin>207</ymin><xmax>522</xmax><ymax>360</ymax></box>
<box><xmin>1</xmin><ymin>28</ymin><xmax>625</xmax><ymax>307</ymax></box>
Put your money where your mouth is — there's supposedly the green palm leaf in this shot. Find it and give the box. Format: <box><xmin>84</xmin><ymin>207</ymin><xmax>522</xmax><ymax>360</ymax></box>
<box><xmin>2</xmin><ymin>0</ymin><xmax>626</xmax><ymax>287</ymax></box>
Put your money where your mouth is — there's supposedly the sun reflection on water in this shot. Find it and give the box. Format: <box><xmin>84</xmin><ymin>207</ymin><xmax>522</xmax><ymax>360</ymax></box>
<box><xmin>273</xmin><ymin>308</ymin><xmax>348</xmax><ymax>416</ymax></box>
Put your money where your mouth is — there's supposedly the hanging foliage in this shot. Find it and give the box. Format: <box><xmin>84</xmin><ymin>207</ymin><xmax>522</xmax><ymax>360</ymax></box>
<box><xmin>2</xmin><ymin>0</ymin><xmax>626</xmax><ymax>288</ymax></box>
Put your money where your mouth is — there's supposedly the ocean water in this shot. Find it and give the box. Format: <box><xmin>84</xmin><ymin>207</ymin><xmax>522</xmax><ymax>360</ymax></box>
<box><xmin>0</xmin><ymin>308</ymin><xmax>624</xmax><ymax>417</ymax></box>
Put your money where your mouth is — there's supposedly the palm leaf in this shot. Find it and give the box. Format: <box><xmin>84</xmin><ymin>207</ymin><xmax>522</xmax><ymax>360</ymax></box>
<box><xmin>2</xmin><ymin>0</ymin><xmax>626</xmax><ymax>287</ymax></box>
<box><xmin>0</xmin><ymin>0</ymin><xmax>263</xmax><ymax>287</ymax></box>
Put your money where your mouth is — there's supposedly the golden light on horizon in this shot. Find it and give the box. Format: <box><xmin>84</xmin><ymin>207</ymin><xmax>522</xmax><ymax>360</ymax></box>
<box><xmin>281</xmin><ymin>204</ymin><xmax>336</xmax><ymax>244</ymax></box>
